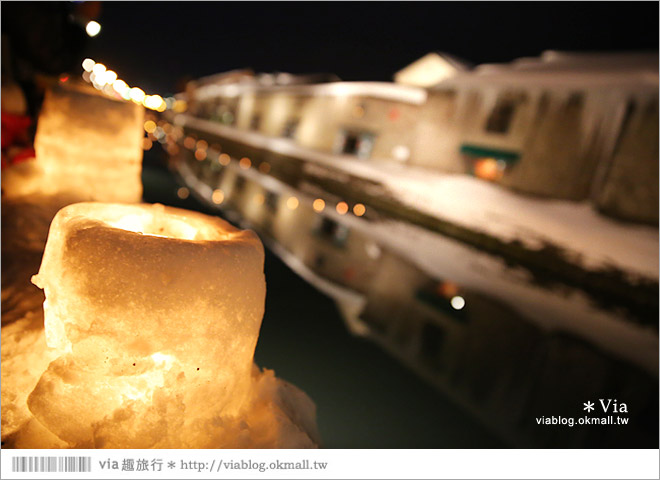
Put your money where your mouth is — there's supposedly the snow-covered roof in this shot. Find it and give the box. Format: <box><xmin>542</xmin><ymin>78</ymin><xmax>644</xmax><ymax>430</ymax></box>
<box><xmin>437</xmin><ymin>50</ymin><xmax>659</xmax><ymax>91</ymax></box>
<box><xmin>194</xmin><ymin>81</ymin><xmax>428</xmax><ymax>105</ymax></box>
<box><xmin>394</xmin><ymin>52</ymin><xmax>472</xmax><ymax>87</ymax></box>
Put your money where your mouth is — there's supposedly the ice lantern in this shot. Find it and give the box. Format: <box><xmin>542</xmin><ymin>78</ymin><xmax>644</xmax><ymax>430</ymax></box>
<box><xmin>32</xmin><ymin>85</ymin><xmax>143</xmax><ymax>203</ymax></box>
<box><xmin>29</xmin><ymin>203</ymin><xmax>269</xmax><ymax>447</ymax></box>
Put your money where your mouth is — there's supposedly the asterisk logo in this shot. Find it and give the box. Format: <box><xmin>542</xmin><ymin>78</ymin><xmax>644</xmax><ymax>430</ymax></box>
<box><xmin>583</xmin><ymin>401</ymin><xmax>595</xmax><ymax>412</ymax></box>
<box><xmin>167</xmin><ymin>461</ymin><xmax>176</xmax><ymax>469</ymax></box>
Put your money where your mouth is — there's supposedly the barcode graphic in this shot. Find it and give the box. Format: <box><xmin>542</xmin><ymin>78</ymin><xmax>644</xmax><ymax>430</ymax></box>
<box><xmin>11</xmin><ymin>456</ymin><xmax>92</xmax><ymax>473</ymax></box>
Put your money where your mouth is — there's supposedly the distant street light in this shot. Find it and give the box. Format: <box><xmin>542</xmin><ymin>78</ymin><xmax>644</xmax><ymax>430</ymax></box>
<box><xmin>86</xmin><ymin>20</ymin><xmax>101</xmax><ymax>37</ymax></box>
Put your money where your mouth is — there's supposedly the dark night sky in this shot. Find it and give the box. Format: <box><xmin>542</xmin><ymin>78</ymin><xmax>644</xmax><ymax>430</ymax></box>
<box><xmin>86</xmin><ymin>2</ymin><xmax>658</xmax><ymax>95</ymax></box>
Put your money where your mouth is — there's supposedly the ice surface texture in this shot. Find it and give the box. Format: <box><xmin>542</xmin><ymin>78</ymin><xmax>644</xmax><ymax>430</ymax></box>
<box><xmin>20</xmin><ymin>202</ymin><xmax>319</xmax><ymax>447</ymax></box>
<box><xmin>3</xmin><ymin>85</ymin><xmax>143</xmax><ymax>202</ymax></box>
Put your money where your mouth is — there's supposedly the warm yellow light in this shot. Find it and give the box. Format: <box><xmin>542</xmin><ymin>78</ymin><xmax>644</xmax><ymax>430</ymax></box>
<box><xmin>212</xmin><ymin>189</ymin><xmax>225</xmax><ymax>204</ymax></box>
<box><xmin>10</xmin><ymin>202</ymin><xmax>319</xmax><ymax>448</ymax></box>
<box><xmin>112</xmin><ymin>79</ymin><xmax>130</xmax><ymax>99</ymax></box>
<box><xmin>183</xmin><ymin>136</ymin><xmax>196</xmax><ymax>150</ymax></box>
<box><xmin>173</xmin><ymin>99</ymin><xmax>188</xmax><ymax>113</ymax></box>
<box><xmin>313</xmin><ymin>198</ymin><xmax>325</xmax><ymax>212</ymax></box>
<box><xmin>82</xmin><ymin>58</ymin><xmax>95</xmax><ymax>72</ymax></box>
<box><xmin>92</xmin><ymin>63</ymin><xmax>106</xmax><ymax>77</ymax></box>
<box><xmin>450</xmin><ymin>296</ymin><xmax>466</xmax><ymax>310</ymax></box>
<box><xmin>102</xmin><ymin>84</ymin><xmax>115</xmax><ymax>96</ymax></box>
<box><xmin>353</xmin><ymin>203</ymin><xmax>366</xmax><ymax>217</ymax></box>
<box><xmin>130</xmin><ymin>87</ymin><xmax>146</xmax><ymax>104</ymax></box>
<box><xmin>336</xmin><ymin>202</ymin><xmax>348</xmax><ymax>215</ymax></box>
<box><xmin>86</xmin><ymin>20</ymin><xmax>101</xmax><ymax>37</ymax></box>
<box><xmin>286</xmin><ymin>196</ymin><xmax>299</xmax><ymax>210</ymax></box>
<box><xmin>437</xmin><ymin>282</ymin><xmax>459</xmax><ymax>298</ymax></box>
<box><xmin>239</xmin><ymin>157</ymin><xmax>251</xmax><ymax>169</ymax></box>
<box><xmin>196</xmin><ymin>140</ymin><xmax>208</xmax><ymax>151</ymax></box>
<box><xmin>143</xmin><ymin>120</ymin><xmax>157</xmax><ymax>133</ymax></box>
<box><xmin>177</xmin><ymin>187</ymin><xmax>190</xmax><ymax>199</ymax></box>
<box><xmin>219</xmin><ymin>154</ymin><xmax>231</xmax><ymax>166</ymax></box>
<box><xmin>94</xmin><ymin>72</ymin><xmax>108</xmax><ymax>87</ymax></box>
<box><xmin>142</xmin><ymin>137</ymin><xmax>153</xmax><ymax>150</ymax></box>
<box><xmin>143</xmin><ymin>95</ymin><xmax>164</xmax><ymax>110</ymax></box>
<box><xmin>194</xmin><ymin>149</ymin><xmax>207</xmax><ymax>161</ymax></box>
<box><xmin>258</xmin><ymin>162</ymin><xmax>271</xmax><ymax>174</ymax></box>
<box><xmin>104</xmin><ymin>70</ymin><xmax>117</xmax><ymax>85</ymax></box>
<box><xmin>473</xmin><ymin>158</ymin><xmax>503</xmax><ymax>181</ymax></box>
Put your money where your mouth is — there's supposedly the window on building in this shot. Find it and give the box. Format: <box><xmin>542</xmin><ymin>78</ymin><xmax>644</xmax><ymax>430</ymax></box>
<box><xmin>264</xmin><ymin>191</ymin><xmax>279</xmax><ymax>212</ymax></box>
<box><xmin>485</xmin><ymin>98</ymin><xmax>517</xmax><ymax>134</ymax></box>
<box><xmin>233</xmin><ymin>176</ymin><xmax>246</xmax><ymax>196</ymax></box>
<box><xmin>565</xmin><ymin>92</ymin><xmax>584</xmax><ymax>111</ymax></box>
<box><xmin>282</xmin><ymin>119</ymin><xmax>299</xmax><ymax>138</ymax></box>
<box><xmin>611</xmin><ymin>100</ymin><xmax>637</xmax><ymax>156</ymax></box>
<box><xmin>250</xmin><ymin>114</ymin><xmax>261</xmax><ymax>130</ymax></box>
<box><xmin>336</xmin><ymin>129</ymin><xmax>376</xmax><ymax>159</ymax></box>
<box><xmin>315</xmin><ymin>216</ymin><xmax>350</xmax><ymax>248</ymax></box>
<box><xmin>537</xmin><ymin>92</ymin><xmax>551</xmax><ymax>117</ymax></box>
<box><xmin>415</xmin><ymin>281</ymin><xmax>467</xmax><ymax>322</ymax></box>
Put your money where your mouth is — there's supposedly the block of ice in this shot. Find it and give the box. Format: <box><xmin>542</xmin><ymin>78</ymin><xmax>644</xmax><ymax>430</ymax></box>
<box><xmin>29</xmin><ymin>202</ymin><xmax>270</xmax><ymax>445</ymax></box>
<box><xmin>27</xmin><ymin>84</ymin><xmax>144</xmax><ymax>203</ymax></box>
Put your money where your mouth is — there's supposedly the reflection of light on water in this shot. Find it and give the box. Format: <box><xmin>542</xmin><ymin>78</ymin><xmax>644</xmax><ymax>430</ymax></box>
<box><xmin>212</xmin><ymin>189</ymin><xmax>225</xmax><ymax>205</ymax></box>
<box><xmin>450</xmin><ymin>295</ymin><xmax>466</xmax><ymax>310</ymax></box>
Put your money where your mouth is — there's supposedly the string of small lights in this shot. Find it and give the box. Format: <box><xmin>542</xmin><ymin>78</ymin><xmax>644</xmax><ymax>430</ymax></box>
<box><xmin>146</xmin><ymin>118</ymin><xmax>367</xmax><ymax>219</ymax></box>
<box><xmin>76</xmin><ymin>57</ymin><xmax>368</xmax><ymax>219</ymax></box>
<box><xmin>79</xmin><ymin>58</ymin><xmax>187</xmax><ymax>113</ymax></box>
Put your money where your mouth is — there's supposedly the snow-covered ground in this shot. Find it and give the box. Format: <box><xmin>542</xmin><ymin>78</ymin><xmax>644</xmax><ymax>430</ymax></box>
<box><xmin>344</xmin><ymin>164</ymin><xmax>659</xmax><ymax>281</ymax></box>
<box><xmin>178</xmin><ymin>114</ymin><xmax>659</xmax><ymax>281</ymax></box>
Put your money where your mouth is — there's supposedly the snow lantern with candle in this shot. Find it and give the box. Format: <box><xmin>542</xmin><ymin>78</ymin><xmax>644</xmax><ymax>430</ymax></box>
<box><xmin>24</xmin><ymin>202</ymin><xmax>319</xmax><ymax>448</ymax></box>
